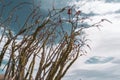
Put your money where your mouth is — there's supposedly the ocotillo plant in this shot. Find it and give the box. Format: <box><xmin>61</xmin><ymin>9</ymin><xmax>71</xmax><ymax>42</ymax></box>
<box><xmin>0</xmin><ymin>1</ymin><xmax>108</xmax><ymax>80</ymax></box>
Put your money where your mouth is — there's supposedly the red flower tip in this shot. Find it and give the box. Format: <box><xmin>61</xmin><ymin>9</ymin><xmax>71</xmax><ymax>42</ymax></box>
<box><xmin>67</xmin><ymin>8</ymin><xmax>72</xmax><ymax>15</ymax></box>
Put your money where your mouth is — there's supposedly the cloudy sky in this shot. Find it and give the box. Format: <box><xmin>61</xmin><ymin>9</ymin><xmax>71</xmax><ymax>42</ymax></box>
<box><xmin>62</xmin><ymin>0</ymin><xmax>120</xmax><ymax>80</ymax></box>
<box><xmin>0</xmin><ymin>0</ymin><xmax>120</xmax><ymax>80</ymax></box>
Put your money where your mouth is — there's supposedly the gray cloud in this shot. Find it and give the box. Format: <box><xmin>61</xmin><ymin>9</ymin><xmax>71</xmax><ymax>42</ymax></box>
<box><xmin>105</xmin><ymin>0</ymin><xmax>120</xmax><ymax>3</ymax></box>
<box><xmin>85</xmin><ymin>56</ymin><xmax>114</xmax><ymax>64</ymax></box>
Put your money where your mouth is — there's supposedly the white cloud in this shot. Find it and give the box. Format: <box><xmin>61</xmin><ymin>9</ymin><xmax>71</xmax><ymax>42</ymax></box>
<box><xmin>63</xmin><ymin>0</ymin><xmax>120</xmax><ymax>80</ymax></box>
